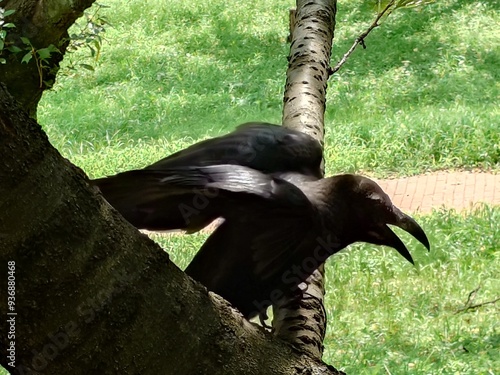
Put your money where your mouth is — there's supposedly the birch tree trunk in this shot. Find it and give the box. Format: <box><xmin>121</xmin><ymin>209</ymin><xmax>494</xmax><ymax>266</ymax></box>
<box><xmin>276</xmin><ymin>0</ymin><xmax>337</xmax><ymax>361</ymax></box>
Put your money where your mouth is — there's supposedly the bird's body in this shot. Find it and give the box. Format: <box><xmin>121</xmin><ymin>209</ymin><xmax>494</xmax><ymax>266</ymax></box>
<box><xmin>94</xmin><ymin>123</ymin><xmax>323</xmax><ymax>233</ymax></box>
<box><xmin>92</xmin><ymin>122</ymin><xmax>430</xmax><ymax>319</ymax></box>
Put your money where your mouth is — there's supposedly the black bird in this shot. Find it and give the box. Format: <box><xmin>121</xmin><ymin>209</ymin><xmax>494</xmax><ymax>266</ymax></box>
<box><xmin>92</xmin><ymin>123</ymin><xmax>430</xmax><ymax>320</ymax></box>
<box><xmin>94</xmin><ymin>122</ymin><xmax>323</xmax><ymax>232</ymax></box>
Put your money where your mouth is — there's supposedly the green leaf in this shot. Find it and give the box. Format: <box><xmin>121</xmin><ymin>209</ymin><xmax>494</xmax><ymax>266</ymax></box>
<box><xmin>3</xmin><ymin>22</ymin><xmax>15</xmax><ymax>28</ymax></box>
<box><xmin>7</xmin><ymin>45</ymin><xmax>21</xmax><ymax>53</ymax></box>
<box><xmin>79</xmin><ymin>63</ymin><xmax>95</xmax><ymax>71</ymax></box>
<box><xmin>37</xmin><ymin>47</ymin><xmax>52</xmax><ymax>60</ymax></box>
<box><xmin>20</xmin><ymin>36</ymin><xmax>30</xmax><ymax>45</ymax></box>
<box><xmin>21</xmin><ymin>51</ymin><xmax>32</xmax><ymax>63</ymax></box>
<box><xmin>0</xmin><ymin>39</ymin><xmax>3</xmax><ymax>50</ymax></box>
<box><xmin>3</xmin><ymin>9</ymin><xmax>15</xmax><ymax>17</ymax></box>
<box><xmin>47</xmin><ymin>44</ymin><xmax>60</xmax><ymax>53</ymax></box>
<box><xmin>0</xmin><ymin>57</ymin><xmax>6</xmax><ymax>64</ymax></box>
<box><xmin>37</xmin><ymin>45</ymin><xmax>59</xmax><ymax>60</ymax></box>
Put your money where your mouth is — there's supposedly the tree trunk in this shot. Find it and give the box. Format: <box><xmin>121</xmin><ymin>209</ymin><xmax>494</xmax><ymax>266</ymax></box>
<box><xmin>0</xmin><ymin>0</ymin><xmax>95</xmax><ymax>118</ymax></box>
<box><xmin>277</xmin><ymin>0</ymin><xmax>337</xmax><ymax>361</ymax></box>
<box><xmin>0</xmin><ymin>84</ymin><xmax>343</xmax><ymax>374</ymax></box>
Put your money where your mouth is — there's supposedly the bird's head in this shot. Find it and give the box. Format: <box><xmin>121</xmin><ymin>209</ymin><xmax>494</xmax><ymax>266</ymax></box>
<box><xmin>329</xmin><ymin>174</ymin><xmax>430</xmax><ymax>264</ymax></box>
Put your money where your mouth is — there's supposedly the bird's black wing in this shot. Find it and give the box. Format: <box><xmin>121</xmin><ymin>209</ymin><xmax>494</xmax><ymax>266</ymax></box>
<box><xmin>92</xmin><ymin>164</ymin><xmax>317</xmax><ymax>234</ymax></box>
<box><xmin>185</xmin><ymin>210</ymin><xmax>324</xmax><ymax>319</ymax></box>
<box><xmin>148</xmin><ymin>122</ymin><xmax>323</xmax><ymax>178</ymax></box>
<box><xmin>93</xmin><ymin>164</ymin><xmax>324</xmax><ymax>318</ymax></box>
<box><xmin>169</xmin><ymin>167</ymin><xmax>325</xmax><ymax>319</ymax></box>
<box><xmin>92</xmin><ymin>169</ymin><xmax>218</xmax><ymax>232</ymax></box>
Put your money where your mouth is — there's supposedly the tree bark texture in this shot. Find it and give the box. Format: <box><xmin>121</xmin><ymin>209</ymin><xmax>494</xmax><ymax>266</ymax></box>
<box><xmin>282</xmin><ymin>0</ymin><xmax>336</xmax><ymax>143</ymax></box>
<box><xmin>278</xmin><ymin>0</ymin><xmax>337</xmax><ymax>360</ymax></box>
<box><xmin>0</xmin><ymin>85</ymin><xmax>342</xmax><ymax>374</ymax></box>
<box><xmin>0</xmin><ymin>0</ymin><xmax>95</xmax><ymax>117</ymax></box>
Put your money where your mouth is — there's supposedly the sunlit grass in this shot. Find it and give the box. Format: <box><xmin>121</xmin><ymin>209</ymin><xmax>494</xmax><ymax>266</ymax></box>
<box><xmin>38</xmin><ymin>0</ymin><xmax>499</xmax><ymax>178</ymax></box>
<box><xmin>322</xmin><ymin>206</ymin><xmax>499</xmax><ymax>373</ymax></box>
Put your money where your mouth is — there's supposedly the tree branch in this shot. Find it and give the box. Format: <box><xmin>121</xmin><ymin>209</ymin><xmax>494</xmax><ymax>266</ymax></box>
<box><xmin>455</xmin><ymin>286</ymin><xmax>500</xmax><ymax>314</ymax></box>
<box><xmin>329</xmin><ymin>0</ymin><xmax>395</xmax><ymax>76</ymax></box>
<box><xmin>279</xmin><ymin>0</ymin><xmax>337</xmax><ymax>362</ymax></box>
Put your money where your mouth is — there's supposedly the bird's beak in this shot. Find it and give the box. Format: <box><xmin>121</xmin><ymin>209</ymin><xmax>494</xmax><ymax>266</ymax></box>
<box><xmin>366</xmin><ymin>207</ymin><xmax>430</xmax><ymax>265</ymax></box>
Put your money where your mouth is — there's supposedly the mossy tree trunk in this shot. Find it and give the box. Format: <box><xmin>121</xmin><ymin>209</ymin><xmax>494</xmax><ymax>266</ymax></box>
<box><xmin>0</xmin><ymin>84</ymin><xmax>343</xmax><ymax>374</ymax></box>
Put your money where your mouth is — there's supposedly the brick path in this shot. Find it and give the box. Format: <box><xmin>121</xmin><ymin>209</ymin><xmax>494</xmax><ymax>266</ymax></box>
<box><xmin>375</xmin><ymin>171</ymin><xmax>500</xmax><ymax>214</ymax></box>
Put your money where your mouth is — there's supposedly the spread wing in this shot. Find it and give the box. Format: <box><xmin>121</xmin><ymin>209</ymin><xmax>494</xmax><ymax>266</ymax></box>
<box><xmin>92</xmin><ymin>164</ymin><xmax>317</xmax><ymax>234</ymax></box>
<box><xmin>148</xmin><ymin>122</ymin><xmax>323</xmax><ymax>178</ymax></box>
<box><xmin>93</xmin><ymin>164</ymin><xmax>321</xmax><ymax>317</ymax></box>
<box><xmin>185</xmin><ymin>211</ymin><xmax>322</xmax><ymax>319</ymax></box>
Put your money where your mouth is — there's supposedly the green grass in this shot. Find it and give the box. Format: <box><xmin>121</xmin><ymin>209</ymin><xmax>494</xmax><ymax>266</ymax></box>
<box><xmin>150</xmin><ymin>206</ymin><xmax>499</xmax><ymax>374</ymax></box>
<box><xmin>322</xmin><ymin>206</ymin><xmax>499</xmax><ymax>374</ymax></box>
<box><xmin>37</xmin><ymin>0</ymin><xmax>499</xmax><ymax>178</ymax></box>
<box><xmin>2</xmin><ymin>0</ymin><xmax>495</xmax><ymax>374</ymax></box>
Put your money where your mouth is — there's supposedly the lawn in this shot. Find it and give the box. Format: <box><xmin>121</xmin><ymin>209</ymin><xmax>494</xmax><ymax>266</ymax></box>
<box><xmin>5</xmin><ymin>0</ymin><xmax>500</xmax><ymax>373</ymax></box>
<box><xmin>37</xmin><ymin>0</ymin><xmax>499</xmax><ymax>178</ymax></box>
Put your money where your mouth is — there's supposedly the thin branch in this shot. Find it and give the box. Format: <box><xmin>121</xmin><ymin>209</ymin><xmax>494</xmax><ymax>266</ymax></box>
<box><xmin>329</xmin><ymin>0</ymin><xmax>395</xmax><ymax>75</ymax></box>
<box><xmin>469</xmin><ymin>297</ymin><xmax>500</xmax><ymax>310</ymax></box>
<box><xmin>455</xmin><ymin>286</ymin><xmax>500</xmax><ymax>314</ymax></box>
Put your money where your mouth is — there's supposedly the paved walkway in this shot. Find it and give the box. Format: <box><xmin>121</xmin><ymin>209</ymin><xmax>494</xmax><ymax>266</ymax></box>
<box><xmin>375</xmin><ymin>171</ymin><xmax>499</xmax><ymax>214</ymax></box>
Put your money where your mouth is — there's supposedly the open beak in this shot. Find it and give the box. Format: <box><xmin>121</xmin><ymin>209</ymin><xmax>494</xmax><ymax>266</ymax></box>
<box><xmin>367</xmin><ymin>207</ymin><xmax>430</xmax><ymax>265</ymax></box>
<box><xmin>388</xmin><ymin>207</ymin><xmax>430</xmax><ymax>264</ymax></box>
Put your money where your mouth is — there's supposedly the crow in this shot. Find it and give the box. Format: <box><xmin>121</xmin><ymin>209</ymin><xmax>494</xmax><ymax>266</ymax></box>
<box><xmin>94</xmin><ymin>122</ymin><xmax>323</xmax><ymax>232</ymax></box>
<box><xmin>92</xmin><ymin>123</ymin><xmax>430</xmax><ymax>320</ymax></box>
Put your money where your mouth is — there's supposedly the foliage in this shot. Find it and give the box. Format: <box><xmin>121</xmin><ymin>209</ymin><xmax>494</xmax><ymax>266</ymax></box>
<box><xmin>18</xmin><ymin>37</ymin><xmax>60</xmax><ymax>87</ymax></box>
<box><xmin>0</xmin><ymin>2</ymin><xmax>60</xmax><ymax>87</ymax></box>
<box><xmin>0</xmin><ymin>1</ymin><xmax>109</xmax><ymax>82</ymax></box>
<box><xmin>64</xmin><ymin>2</ymin><xmax>110</xmax><ymax>72</ymax></box>
<box><xmin>0</xmin><ymin>4</ymin><xmax>16</xmax><ymax>64</ymax></box>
